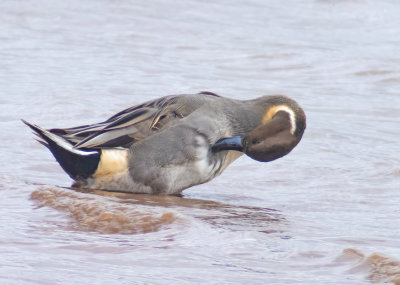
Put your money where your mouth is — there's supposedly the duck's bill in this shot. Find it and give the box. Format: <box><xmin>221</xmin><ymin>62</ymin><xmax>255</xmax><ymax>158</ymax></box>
<box><xmin>212</xmin><ymin>136</ymin><xmax>243</xmax><ymax>152</ymax></box>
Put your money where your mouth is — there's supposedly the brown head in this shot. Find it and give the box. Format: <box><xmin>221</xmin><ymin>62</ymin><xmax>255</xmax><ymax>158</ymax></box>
<box><xmin>242</xmin><ymin>95</ymin><xmax>306</xmax><ymax>162</ymax></box>
<box><xmin>212</xmin><ymin>95</ymin><xmax>306</xmax><ymax>162</ymax></box>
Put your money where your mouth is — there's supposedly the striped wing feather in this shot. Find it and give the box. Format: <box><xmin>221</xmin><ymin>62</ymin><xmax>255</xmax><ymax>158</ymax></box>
<box><xmin>49</xmin><ymin>95</ymin><xmax>204</xmax><ymax>149</ymax></box>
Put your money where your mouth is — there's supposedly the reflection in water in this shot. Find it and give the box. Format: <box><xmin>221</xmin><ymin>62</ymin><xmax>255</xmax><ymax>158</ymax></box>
<box><xmin>31</xmin><ymin>186</ymin><xmax>285</xmax><ymax>235</ymax></box>
<box><xmin>337</xmin><ymin>249</ymin><xmax>400</xmax><ymax>284</ymax></box>
<box><xmin>31</xmin><ymin>187</ymin><xmax>179</xmax><ymax>234</ymax></box>
<box><xmin>79</xmin><ymin>187</ymin><xmax>285</xmax><ymax>234</ymax></box>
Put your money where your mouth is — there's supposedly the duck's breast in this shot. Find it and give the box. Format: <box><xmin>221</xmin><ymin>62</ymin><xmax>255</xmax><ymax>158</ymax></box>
<box><xmin>128</xmin><ymin>114</ymin><xmax>232</xmax><ymax>194</ymax></box>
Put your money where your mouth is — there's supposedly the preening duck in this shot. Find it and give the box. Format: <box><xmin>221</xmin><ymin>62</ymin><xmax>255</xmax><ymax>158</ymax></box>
<box><xmin>23</xmin><ymin>92</ymin><xmax>306</xmax><ymax>195</ymax></box>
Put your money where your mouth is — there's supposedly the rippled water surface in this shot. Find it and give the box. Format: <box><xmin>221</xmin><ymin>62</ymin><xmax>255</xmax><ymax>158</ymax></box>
<box><xmin>1</xmin><ymin>0</ymin><xmax>400</xmax><ymax>284</ymax></box>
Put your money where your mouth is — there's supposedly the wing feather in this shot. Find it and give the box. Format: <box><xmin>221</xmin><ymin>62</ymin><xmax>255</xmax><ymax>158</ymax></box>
<box><xmin>49</xmin><ymin>94</ymin><xmax>208</xmax><ymax>149</ymax></box>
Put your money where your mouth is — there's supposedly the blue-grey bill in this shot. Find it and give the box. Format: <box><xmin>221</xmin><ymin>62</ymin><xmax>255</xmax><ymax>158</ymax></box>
<box><xmin>212</xmin><ymin>136</ymin><xmax>243</xmax><ymax>152</ymax></box>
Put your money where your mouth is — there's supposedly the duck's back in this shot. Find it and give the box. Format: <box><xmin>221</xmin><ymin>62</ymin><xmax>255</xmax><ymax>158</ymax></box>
<box><xmin>52</xmin><ymin>92</ymin><xmax>223</xmax><ymax>150</ymax></box>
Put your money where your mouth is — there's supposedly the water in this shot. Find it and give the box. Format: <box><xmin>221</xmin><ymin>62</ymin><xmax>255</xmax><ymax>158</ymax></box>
<box><xmin>1</xmin><ymin>0</ymin><xmax>399</xmax><ymax>284</ymax></box>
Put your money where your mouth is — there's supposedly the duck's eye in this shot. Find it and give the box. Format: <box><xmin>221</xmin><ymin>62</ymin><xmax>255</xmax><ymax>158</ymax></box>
<box><xmin>252</xmin><ymin>138</ymin><xmax>262</xmax><ymax>145</ymax></box>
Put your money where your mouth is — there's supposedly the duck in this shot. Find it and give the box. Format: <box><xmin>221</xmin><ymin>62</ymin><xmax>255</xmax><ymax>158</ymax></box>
<box><xmin>23</xmin><ymin>91</ymin><xmax>306</xmax><ymax>195</ymax></box>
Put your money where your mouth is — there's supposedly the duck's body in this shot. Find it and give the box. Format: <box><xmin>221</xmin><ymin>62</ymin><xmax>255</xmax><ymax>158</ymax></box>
<box><xmin>24</xmin><ymin>92</ymin><xmax>306</xmax><ymax>195</ymax></box>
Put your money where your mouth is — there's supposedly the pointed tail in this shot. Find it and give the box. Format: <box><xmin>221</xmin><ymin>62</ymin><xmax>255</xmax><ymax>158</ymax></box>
<box><xmin>22</xmin><ymin>119</ymin><xmax>101</xmax><ymax>181</ymax></box>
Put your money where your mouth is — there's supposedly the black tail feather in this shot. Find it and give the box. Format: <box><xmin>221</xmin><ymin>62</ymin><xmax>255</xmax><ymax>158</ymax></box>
<box><xmin>35</xmin><ymin>138</ymin><xmax>50</xmax><ymax>149</ymax></box>
<box><xmin>22</xmin><ymin>119</ymin><xmax>101</xmax><ymax>180</ymax></box>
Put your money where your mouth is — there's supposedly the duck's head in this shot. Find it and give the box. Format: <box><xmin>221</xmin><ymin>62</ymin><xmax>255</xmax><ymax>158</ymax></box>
<box><xmin>213</xmin><ymin>95</ymin><xmax>306</xmax><ymax>162</ymax></box>
<box><xmin>243</xmin><ymin>95</ymin><xmax>306</xmax><ymax>162</ymax></box>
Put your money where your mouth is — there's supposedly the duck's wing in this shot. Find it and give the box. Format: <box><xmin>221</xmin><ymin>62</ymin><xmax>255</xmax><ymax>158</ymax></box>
<box><xmin>50</xmin><ymin>94</ymin><xmax>206</xmax><ymax>149</ymax></box>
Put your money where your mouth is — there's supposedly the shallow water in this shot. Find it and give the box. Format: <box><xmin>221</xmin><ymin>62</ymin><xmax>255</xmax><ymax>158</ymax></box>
<box><xmin>1</xmin><ymin>0</ymin><xmax>400</xmax><ymax>284</ymax></box>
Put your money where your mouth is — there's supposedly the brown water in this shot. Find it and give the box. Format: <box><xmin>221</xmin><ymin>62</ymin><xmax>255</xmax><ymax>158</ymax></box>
<box><xmin>1</xmin><ymin>0</ymin><xmax>400</xmax><ymax>284</ymax></box>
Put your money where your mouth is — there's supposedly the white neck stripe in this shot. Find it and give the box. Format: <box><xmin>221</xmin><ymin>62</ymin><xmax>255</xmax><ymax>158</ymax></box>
<box><xmin>274</xmin><ymin>106</ymin><xmax>296</xmax><ymax>135</ymax></box>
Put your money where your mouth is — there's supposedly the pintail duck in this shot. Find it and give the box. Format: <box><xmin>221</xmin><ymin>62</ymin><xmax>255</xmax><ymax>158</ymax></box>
<box><xmin>23</xmin><ymin>92</ymin><xmax>306</xmax><ymax>195</ymax></box>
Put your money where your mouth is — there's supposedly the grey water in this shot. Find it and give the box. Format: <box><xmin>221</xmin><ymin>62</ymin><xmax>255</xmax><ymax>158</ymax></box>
<box><xmin>0</xmin><ymin>0</ymin><xmax>400</xmax><ymax>284</ymax></box>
